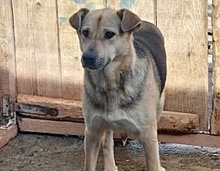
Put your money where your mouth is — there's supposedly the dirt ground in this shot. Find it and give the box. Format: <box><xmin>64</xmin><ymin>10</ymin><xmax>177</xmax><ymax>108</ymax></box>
<box><xmin>0</xmin><ymin>133</ymin><xmax>219</xmax><ymax>171</ymax></box>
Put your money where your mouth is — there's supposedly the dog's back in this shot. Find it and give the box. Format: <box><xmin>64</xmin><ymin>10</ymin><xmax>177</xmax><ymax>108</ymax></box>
<box><xmin>134</xmin><ymin>21</ymin><xmax>166</xmax><ymax>94</ymax></box>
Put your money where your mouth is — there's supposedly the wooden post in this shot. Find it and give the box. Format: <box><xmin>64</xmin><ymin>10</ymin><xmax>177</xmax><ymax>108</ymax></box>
<box><xmin>0</xmin><ymin>0</ymin><xmax>17</xmax><ymax>108</ymax></box>
<box><xmin>211</xmin><ymin>0</ymin><xmax>220</xmax><ymax>135</ymax></box>
<box><xmin>0</xmin><ymin>0</ymin><xmax>17</xmax><ymax>148</ymax></box>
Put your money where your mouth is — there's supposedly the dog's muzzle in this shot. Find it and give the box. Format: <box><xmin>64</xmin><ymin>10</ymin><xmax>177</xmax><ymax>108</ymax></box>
<box><xmin>81</xmin><ymin>49</ymin><xmax>110</xmax><ymax>70</ymax></box>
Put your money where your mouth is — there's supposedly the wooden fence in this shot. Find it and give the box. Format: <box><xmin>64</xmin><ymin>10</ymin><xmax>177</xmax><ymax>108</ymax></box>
<box><xmin>0</xmin><ymin>0</ymin><xmax>220</xmax><ymax>148</ymax></box>
<box><xmin>211</xmin><ymin>0</ymin><xmax>220</xmax><ymax>135</ymax></box>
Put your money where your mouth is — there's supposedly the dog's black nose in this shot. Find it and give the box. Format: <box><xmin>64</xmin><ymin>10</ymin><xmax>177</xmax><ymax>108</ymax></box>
<box><xmin>82</xmin><ymin>49</ymin><xmax>97</xmax><ymax>64</ymax></box>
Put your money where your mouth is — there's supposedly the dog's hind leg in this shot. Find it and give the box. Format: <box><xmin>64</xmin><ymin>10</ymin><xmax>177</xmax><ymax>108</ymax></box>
<box><xmin>140</xmin><ymin>122</ymin><xmax>166</xmax><ymax>171</ymax></box>
<box><xmin>157</xmin><ymin>92</ymin><xmax>165</xmax><ymax>122</ymax></box>
<box><xmin>102</xmin><ymin>130</ymin><xmax>118</xmax><ymax>171</ymax></box>
<box><xmin>84</xmin><ymin>128</ymin><xmax>103</xmax><ymax>171</ymax></box>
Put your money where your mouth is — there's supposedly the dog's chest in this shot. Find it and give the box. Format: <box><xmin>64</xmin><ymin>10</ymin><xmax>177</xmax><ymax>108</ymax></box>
<box><xmin>85</xmin><ymin>69</ymin><xmax>145</xmax><ymax>112</ymax></box>
<box><xmin>91</xmin><ymin>108</ymin><xmax>145</xmax><ymax>135</ymax></box>
<box><xmin>83</xmin><ymin>59</ymin><xmax>160</xmax><ymax>133</ymax></box>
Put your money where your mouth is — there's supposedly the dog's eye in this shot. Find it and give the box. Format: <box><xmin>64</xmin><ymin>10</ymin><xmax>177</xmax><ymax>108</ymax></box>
<box><xmin>104</xmin><ymin>31</ymin><xmax>115</xmax><ymax>39</ymax></box>
<box><xmin>82</xmin><ymin>30</ymin><xmax>89</xmax><ymax>38</ymax></box>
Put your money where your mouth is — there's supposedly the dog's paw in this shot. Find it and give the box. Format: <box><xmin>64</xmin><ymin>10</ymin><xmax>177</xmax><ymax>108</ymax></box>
<box><xmin>160</xmin><ymin>167</ymin><xmax>166</xmax><ymax>171</ymax></box>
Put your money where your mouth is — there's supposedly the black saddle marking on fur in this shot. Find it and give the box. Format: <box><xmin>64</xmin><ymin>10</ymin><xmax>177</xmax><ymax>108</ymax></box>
<box><xmin>118</xmin><ymin>70</ymin><xmax>145</xmax><ymax>110</ymax></box>
<box><xmin>133</xmin><ymin>21</ymin><xmax>167</xmax><ymax>94</ymax></box>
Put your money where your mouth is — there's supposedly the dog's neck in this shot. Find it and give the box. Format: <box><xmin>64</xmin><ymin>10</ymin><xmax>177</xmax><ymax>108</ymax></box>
<box><xmin>107</xmin><ymin>39</ymin><xmax>136</xmax><ymax>73</ymax></box>
<box><xmin>101</xmin><ymin>42</ymin><xmax>137</xmax><ymax>90</ymax></box>
<box><xmin>113</xmin><ymin>38</ymin><xmax>136</xmax><ymax>71</ymax></box>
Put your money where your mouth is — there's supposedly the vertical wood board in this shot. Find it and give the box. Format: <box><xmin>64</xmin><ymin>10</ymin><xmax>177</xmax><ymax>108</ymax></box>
<box><xmin>0</xmin><ymin>0</ymin><xmax>17</xmax><ymax>148</ymax></box>
<box><xmin>157</xmin><ymin>0</ymin><xmax>208</xmax><ymax>130</ymax></box>
<box><xmin>211</xmin><ymin>0</ymin><xmax>220</xmax><ymax>135</ymax></box>
<box><xmin>0</xmin><ymin>0</ymin><xmax>16</xmax><ymax>109</ymax></box>
<box><xmin>57</xmin><ymin>0</ymin><xmax>106</xmax><ymax>100</ymax></box>
<box><xmin>106</xmin><ymin>0</ymin><xmax>156</xmax><ymax>23</ymax></box>
<box><xmin>12</xmin><ymin>0</ymin><xmax>62</xmax><ymax>98</ymax></box>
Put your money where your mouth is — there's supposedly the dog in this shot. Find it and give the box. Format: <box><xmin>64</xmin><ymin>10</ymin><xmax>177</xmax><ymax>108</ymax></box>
<box><xmin>69</xmin><ymin>8</ymin><xmax>166</xmax><ymax>171</ymax></box>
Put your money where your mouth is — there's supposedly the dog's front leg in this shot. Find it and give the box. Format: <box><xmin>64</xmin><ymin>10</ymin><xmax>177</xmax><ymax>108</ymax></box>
<box><xmin>102</xmin><ymin>130</ymin><xmax>118</xmax><ymax>171</ymax></box>
<box><xmin>140</xmin><ymin>123</ymin><xmax>166</xmax><ymax>171</ymax></box>
<box><xmin>84</xmin><ymin>128</ymin><xmax>103</xmax><ymax>171</ymax></box>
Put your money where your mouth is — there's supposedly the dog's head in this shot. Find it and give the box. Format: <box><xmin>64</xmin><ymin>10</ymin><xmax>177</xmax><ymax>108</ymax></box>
<box><xmin>69</xmin><ymin>8</ymin><xmax>141</xmax><ymax>70</ymax></box>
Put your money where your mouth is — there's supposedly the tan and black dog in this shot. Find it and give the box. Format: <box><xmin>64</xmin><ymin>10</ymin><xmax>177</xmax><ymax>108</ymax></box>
<box><xmin>69</xmin><ymin>8</ymin><xmax>166</xmax><ymax>171</ymax></box>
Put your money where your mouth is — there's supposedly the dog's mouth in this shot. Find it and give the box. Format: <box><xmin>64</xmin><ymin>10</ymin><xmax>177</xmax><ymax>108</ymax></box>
<box><xmin>82</xmin><ymin>57</ymin><xmax>111</xmax><ymax>70</ymax></box>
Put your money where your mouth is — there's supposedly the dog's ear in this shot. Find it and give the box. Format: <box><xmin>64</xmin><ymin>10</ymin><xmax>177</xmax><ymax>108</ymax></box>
<box><xmin>69</xmin><ymin>8</ymin><xmax>89</xmax><ymax>30</ymax></box>
<box><xmin>117</xmin><ymin>9</ymin><xmax>142</xmax><ymax>33</ymax></box>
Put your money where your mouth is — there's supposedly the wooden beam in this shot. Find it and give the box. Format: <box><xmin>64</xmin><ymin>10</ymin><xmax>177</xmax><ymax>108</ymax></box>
<box><xmin>18</xmin><ymin>118</ymin><xmax>85</xmax><ymax>136</ymax></box>
<box><xmin>17</xmin><ymin>94</ymin><xmax>83</xmax><ymax>120</ymax></box>
<box><xmin>18</xmin><ymin>118</ymin><xmax>220</xmax><ymax>148</ymax></box>
<box><xmin>211</xmin><ymin>0</ymin><xmax>220</xmax><ymax>135</ymax></box>
<box><xmin>158</xmin><ymin>111</ymin><xmax>199</xmax><ymax>133</ymax></box>
<box><xmin>0</xmin><ymin>125</ymin><xmax>18</xmax><ymax>149</ymax></box>
<box><xmin>17</xmin><ymin>94</ymin><xmax>199</xmax><ymax>132</ymax></box>
<box><xmin>158</xmin><ymin>133</ymin><xmax>220</xmax><ymax>148</ymax></box>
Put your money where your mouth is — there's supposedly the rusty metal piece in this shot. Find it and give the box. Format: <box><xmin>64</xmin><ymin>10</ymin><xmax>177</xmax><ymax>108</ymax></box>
<box><xmin>2</xmin><ymin>97</ymin><xmax>10</xmax><ymax>117</ymax></box>
<box><xmin>14</xmin><ymin>103</ymin><xmax>58</xmax><ymax>116</ymax></box>
<box><xmin>1</xmin><ymin>97</ymin><xmax>17</xmax><ymax>129</ymax></box>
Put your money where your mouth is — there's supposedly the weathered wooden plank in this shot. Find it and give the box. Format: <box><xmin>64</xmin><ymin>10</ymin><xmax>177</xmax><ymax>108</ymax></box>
<box><xmin>18</xmin><ymin>118</ymin><xmax>85</xmax><ymax>136</ymax></box>
<box><xmin>158</xmin><ymin>133</ymin><xmax>220</xmax><ymax>148</ymax></box>
<box><xmin>0</xmin><ymin>125</ymin><xmax>18</xmax><ymax>149</ymax></box>
<box><xmin>17</xmin><ymin>94</ymin><xmax>82</xmax><ymax>120</ymax></box>
<box><xmin>0</xmin><ymin>0</ymin><xmax>17</xmax><ymax>110</ymax></box>
<box><xmin>211</xmin><ymin>0</ymin><xmax>220</xmax><ymax>135</ymax></box>
<box><xmin>157</xmin><ymin>0</ymin><xmax>208</xmax><ymax>130</ymax></box>
<box><xmin>12</xmin><ymin>0</ymin><xmax>62</xmax><ymax>98</ymax></box>
<box><xmin>17</xmin><ymin>94</ymin><xmax>199</xmax><ymax>132</ymax></box>
<box><xmin>158</xmin><ymin>111</ymin><xmax>199</xmax><ymax>133</ymax></box>
<box><xmin>18</xmin><ymin>118</ymin><xmax>220</xmax><ymax>148</ymax></box>
<box><xmin>57</xmin><ymin>0</ymin><xmax>106</xmax><ymax>100</ymax></box>
<box><xmin>106</xmin><ymin>0</ymin><xmax>156</xmax><ymax>23</ymax></box>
